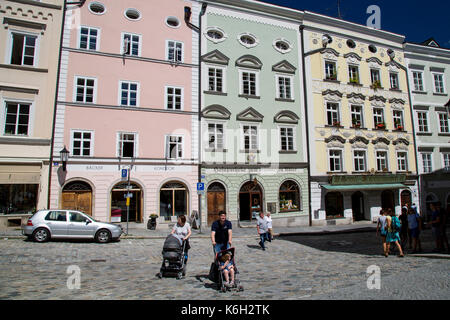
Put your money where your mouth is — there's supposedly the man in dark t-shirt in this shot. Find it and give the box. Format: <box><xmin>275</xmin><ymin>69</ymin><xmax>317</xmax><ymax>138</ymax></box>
<box><xmin>211</xmin><ymin>211</ymin><xmax>232</xmax><ymax>253</ymax></box>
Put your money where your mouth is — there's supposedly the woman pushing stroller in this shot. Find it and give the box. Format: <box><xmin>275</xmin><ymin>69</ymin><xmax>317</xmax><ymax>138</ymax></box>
<box><xmin>171</xmin><ymin>214</ymin><xmax>191</xmax><ymax>262</ymax></box>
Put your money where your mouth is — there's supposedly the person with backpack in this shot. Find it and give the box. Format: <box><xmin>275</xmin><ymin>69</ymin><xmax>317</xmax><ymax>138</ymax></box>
<box><xmin>386</xmin><ymin>208</ymin><xmax>404</xmax><ymax>257</ymax></box>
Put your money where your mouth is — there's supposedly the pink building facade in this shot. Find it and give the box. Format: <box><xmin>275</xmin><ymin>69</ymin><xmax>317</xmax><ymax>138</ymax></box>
<box><xmin>49</xmin><ymin>0</ymin><xmax>199</xmax><ymax>224</ymax></box>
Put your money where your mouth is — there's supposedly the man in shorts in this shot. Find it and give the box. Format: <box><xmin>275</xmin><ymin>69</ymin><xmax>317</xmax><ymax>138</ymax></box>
<box><xmin>211</xmin><ymin>211</ymin><xmax>232</xmax><ymax>254</ymax></box>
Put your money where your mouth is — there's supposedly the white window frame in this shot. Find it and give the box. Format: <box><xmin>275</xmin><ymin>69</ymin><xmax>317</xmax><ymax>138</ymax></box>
<box><xmin>206</xmin><ymin>65</ymin><xmax>226</xmax><ymax>93</ymax></box>
<box><xmin>165</xmin><ymin>134</ymin><xmax>184</xmax><ymax>159</ymax></box>
<box><xmin>373</xmin><ymin>107</ymin><xmax>385</xmax><ymax>128</ymax></box>
<box><xmin>412</xmin><ymin>71</ymin><xmax>425</xmax><ymax>92</ymax></box>
<box><xmin>348</xmin><ymin>64</ymin><xmax>360</xmax><ymax>83</ymax></box>
<box><xmin>78</xmin><ymin>26</ymin><xmax>100</xmax><ymax>51</ymax></box>
<box><xmin>74</xmin><ymin>76</ymin><xmax>97</xmax><ymax>103</ymax></box>
<box><xmin>278</xmin><ymin>125</ymin><xmax>296</xmax><ymax>151</ymax></box>
<box><xmin>438</xmin><ymin>112</ymin><xmax>450</xmax><ymax>133</ymax></box>
<box><xmin>117</xmin><ymin>132</ymin><xmax>138</xmax><ymax>158</ymax></box>
<box><xmin>275</xmin><ymin>74</ymin><xmax>294</xmax><ymax>100</ymax></box>
<box><xmin>70</xmin><ymin>129</ymin><xmax>94</xmax><ymax>157</ymax></box>
<box><xmin>240</xmin><ymin>123</ymin><xmax>259</xmax><ymax>151</ymax></box>
<box><xmin>376</xmin><ymin>150</ymin><xmax>389</xmax><ymax>172</ymax></box>
<box><xmin>389</xmin><ymin>72</ymin><xmax>399</xmax><ymax>90</ymax></box>
<box><xmin>238</xmin><ymin>69</ymin><xmax>259</xmax><ymax>96</ymax></box>
<box><xmin>121</xmin><ymin>32</ymin><xmax>141</xmax><ymax>56</ymax></box>
<box><xmin>2</xmin><ymin>99</ymin><xmax>34</xmax><ymax>136</ymax></box>
<box><xmin>442</xmin><ymin>153</ymin><xmax>450</xmax><ymax>169</ymax></box>
<box><xmin>328</xmin><ymin>149</ymin><xmax>344</xmax><ymax>172</ymax></box>
<box><xmin>166</xmin><ymin>40</ymin><xmax>184</xmax><ymax>63</ymax></box>
<box><xmin>326</xmin><ymin>101</ymin><xmax>340</xmax><ymax>126</ymax></box>
<box><xmin>165</xmin><ymin>86</ymin><xmax>184</xmax><ymax>110</ymax></box>
<box><xmin>207</xmin><ymin>122</ymin><xmax>225</xmax><ymax>150</ymax></box>
<box><xmin>8</xmin><ymin>29</ymin><xmax>39</xmax><ymax>67</ymax></box>
<box><xmin>397</xmin><ymin>151</ymin><xmax>408</xmax><ymax>172</ymax></box>
<box><xmin>370</xmin><ymin>68</ymin><xmax>381</xmax><ymax>85</ymax></box>
<box><xmin>432</xmin><ymin>72</ymin><xmax>446</xmax><ymax>94</ymax></box>
<box><xmin>118</xmin><ymin>81</ymin><xmax>140</xmax><ymax>107</ymax></box>
<box><xmin>416</xmin><ymin>111</ymin><xmax>429</xmax><ymax>133</ymax></box>
<box><xmin>350</xmin><ymin>104</ymin><xmax>363</xmax><ymax>127</ymax></box>
<box><xmin>353</xmin><ymin>149</ymin><xmax>367</xmax><ymax>172</ymax></box>
<box><xmin>324</xmin><ymin>60</ymin><xmax>337</xmax><ymax>80</ymax></box>
<box><xmin>392</xmin><ymin>110</ymin><xmax>404</xmax><ymax>130</ymax></box>
<box><xmin>421</xmin><ymin>152</ymin><xmax>433</xmax><ymax>173</ymax></box>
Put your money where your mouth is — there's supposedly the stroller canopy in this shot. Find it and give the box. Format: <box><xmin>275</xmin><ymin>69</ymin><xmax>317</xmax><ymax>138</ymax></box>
<box><xmin>163</xmin><ymin>234</ymin><xmax>183</xmax><ymax>251</ymax></box>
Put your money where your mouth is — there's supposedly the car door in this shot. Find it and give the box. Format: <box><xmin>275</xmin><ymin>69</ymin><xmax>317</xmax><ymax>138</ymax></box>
<box><xmin>68</xmin><ymin>211</ymin><xmax>95</xmax><ymax>238</ymax></box>
<box><xmin>44</xmin><ymin>211</ymin><xmax>68</xmax><ymax>237</ymax></box>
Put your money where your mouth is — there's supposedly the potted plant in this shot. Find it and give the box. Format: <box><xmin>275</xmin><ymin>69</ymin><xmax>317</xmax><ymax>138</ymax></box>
<box><xmin>332</xmin><ymin>121</ymin><xmax>341</xmax><ymax>127</ymax></box>
<box><xmin>349</xmin><ymin>76</ymin><xmax>359</xmax><ymax>84</ymax></box>
<box><xmin>395</xmin><ymin>120</ymin><xmax>403</xmax><ymax>130</ymax></box>
<box><xmin>147</xmin><ymin>214</ymin><xmax>158</xmax><ymax>230</ymax></box>
<box><xmin>376</xmin><ymin>122</ymin><xmax>385</xmax><ymax>129</ymax></box>
<box><xmin>328</xmin><ymin>71</ymin><xmax>337</xmax><ymax>81</ymax></box>
<box><xmin>371</xmin><ymin>80</ymin><xmax>382</xmax><ymax>89</ymax></box>
<box><xmin>352</xmin><ymin>119</ymin><xmax>361</xmax><ymax>128</ymax></box>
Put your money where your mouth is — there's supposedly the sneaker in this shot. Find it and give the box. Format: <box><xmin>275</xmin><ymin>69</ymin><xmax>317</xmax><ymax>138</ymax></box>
<box><xmin>224</xmin><ymin>282</ymin><xmax>231</xmax><ymax>288</ymax></box>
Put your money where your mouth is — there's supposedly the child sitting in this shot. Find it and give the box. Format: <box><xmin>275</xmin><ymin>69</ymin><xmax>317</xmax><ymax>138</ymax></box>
<box><xmin>219</xmin><ymin>252</ymin><xmax>235</xmax><ymax>287</ymax></box>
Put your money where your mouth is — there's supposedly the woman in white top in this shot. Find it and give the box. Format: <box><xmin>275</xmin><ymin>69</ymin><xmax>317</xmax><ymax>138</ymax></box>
<box><xmin>266</xmin><ymin>212</ymin><xmax>273</xmax><ymax>241</ymax></box>
<box><xmin>171</xmin><ymin>215</ymin><xmax>191</xmax><ymax>260</ymax></box>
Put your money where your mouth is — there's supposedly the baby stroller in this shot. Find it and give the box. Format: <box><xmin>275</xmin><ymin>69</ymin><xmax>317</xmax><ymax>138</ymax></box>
<box><xmin>157</xmin><ymin>234</ymin><xmax>187</xmax><ymax>280</ymax></box>
<box><xmin>209</xmin><ymin>247</ymin><xmax>244</xmax><ymax>292</ymax></box>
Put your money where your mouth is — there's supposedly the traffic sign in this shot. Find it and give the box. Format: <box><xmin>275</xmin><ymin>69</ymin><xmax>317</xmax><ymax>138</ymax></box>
<box><xmin>197</xmin><ymin>182</ymin><xmax>205</xmax><ymax>191</ymax></box>
<box><xmin>121</xmin><ymin>169</ymin><xmax>128</xmax><ymax>180</ymax></box>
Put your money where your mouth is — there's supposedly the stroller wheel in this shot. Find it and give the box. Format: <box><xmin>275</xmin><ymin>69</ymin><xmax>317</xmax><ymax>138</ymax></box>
<box><xmin>157</xmin><ymin>273</ymin><xmax>162</xmax><ymax>279</ymax></box>
<box><xmin>238</xmin><ymin>285</ymin><xmax>244</xmax><ymax>291</ymax></box>
<box><xmin>176</xmin><ymin>272</ymin><xmax>183</xmax><ymax>280</ymax></box>
<box><xmin>221</xmin><ymin>286</ymin><xmax>227</xmax><ymax>293</ymax></box>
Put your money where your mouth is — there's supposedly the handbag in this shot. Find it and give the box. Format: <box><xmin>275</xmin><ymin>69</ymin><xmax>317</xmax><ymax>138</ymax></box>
<box><xmin>208</xmin><ymin>262</ymin><xmax>219</xmax><ymax>282</ymax></box>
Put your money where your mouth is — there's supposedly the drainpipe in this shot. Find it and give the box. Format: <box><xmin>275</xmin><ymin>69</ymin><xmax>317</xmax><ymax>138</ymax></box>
<box><xmin>184</xmin><ymin>3</ymin><xmax>207</xmax><ymax>233</ymax></box>
<box><xmin>48</xmin><ymin>0</ymin><xmax>86</xmax><ymax>209</ymax></box>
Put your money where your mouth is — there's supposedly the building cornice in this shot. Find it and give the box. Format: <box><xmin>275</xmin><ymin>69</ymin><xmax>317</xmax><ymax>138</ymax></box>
<box><xmin>5</xmin><ymin>0</ymin><xmax>62</xmax><ymax>10</ymax></box>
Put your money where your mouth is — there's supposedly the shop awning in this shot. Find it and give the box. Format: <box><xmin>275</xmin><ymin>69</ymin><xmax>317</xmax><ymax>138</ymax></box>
<box><xmin>321</xmin><ymin>183</ymin><xmax>406</xmax><ymax>191</ymax></box>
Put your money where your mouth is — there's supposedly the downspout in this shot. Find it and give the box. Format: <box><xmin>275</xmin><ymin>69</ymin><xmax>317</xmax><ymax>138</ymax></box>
<box><xmin>299</xmin><ymin>25</ymin><xmax>313</xmax><ymax>226</ymax></box>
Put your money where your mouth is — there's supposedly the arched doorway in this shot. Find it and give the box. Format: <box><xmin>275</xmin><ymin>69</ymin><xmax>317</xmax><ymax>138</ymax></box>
<box><xmin>160</xmin><ymin>181</ymin><xmax>189</xmax><ymax>221</ymax></box>
<box><xmin>381</xmin><ymin>190</ymin><xmax>395</xmax><ymax>210</ymax></box>
<box><xmin>325</xmin><ymin>192</ymin><xmax>344</xmax><ymax>219</ymax></box>
<box><xmin>207</xmin><ymin>182</ymin><xmax>226</xmax><ymax>226</ymax></box>
<box><xmin>239</xmin><ymin>180</ymin><xmax>262</xmax><ymax>221</ymax></box>
<box><xmin>352</xmin><ymin>191</ymin><xmax>365</xmax><ymax>221</ymax></box>
<box><xmin>400</xmin><ymin>190</ymin><xmax>412</xmax><ymax>208</ymax></box>
<box><xmin>62</xmin><ymin>180</ymin><xmax>92</xmax><ymax>215</ymax></box>
<box><xmin>111</xmin><ymin>182</ymin><xmax>142</xmax><ymax>223</ymax></box>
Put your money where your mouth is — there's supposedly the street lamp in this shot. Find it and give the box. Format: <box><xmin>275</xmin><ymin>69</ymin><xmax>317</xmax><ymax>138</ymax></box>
<box><xmin>60</xmin><ymin>146</ymin><xmax>69</xmax><ymax>171</ymax></box>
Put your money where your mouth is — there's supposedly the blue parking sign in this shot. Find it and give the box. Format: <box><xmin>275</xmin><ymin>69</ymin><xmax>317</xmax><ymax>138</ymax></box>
<box><xmin>121</xmin><ymin>169</ymin><xmax>128</xmax><ymax>179</ymax></box>
<box><xmin>197</xmin><ymin>182</ymin><xmax>204</xmax><ymax>191</ymax></box>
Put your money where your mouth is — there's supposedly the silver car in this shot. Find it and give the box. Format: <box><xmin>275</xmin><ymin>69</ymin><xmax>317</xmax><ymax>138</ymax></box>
<box><xmin>22</xmin><ymin>210</ymin><xmax>123</xmax><ymax>243</ymax></box>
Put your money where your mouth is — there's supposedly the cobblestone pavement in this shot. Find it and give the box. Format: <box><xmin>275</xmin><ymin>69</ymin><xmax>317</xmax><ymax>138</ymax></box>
<box><xmin>0</xmin><ymin>229</ymin><xmax>448</xmax><ymax>300</ymax></box>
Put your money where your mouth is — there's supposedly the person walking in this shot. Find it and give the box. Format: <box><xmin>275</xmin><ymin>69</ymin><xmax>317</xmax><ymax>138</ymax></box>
<box><xmin>386</xmin><ymin>209</ymin><xmax>404</xmax><ymax>257</ymax></box>
<box><xmin>399</xmin><ymin>206</ymin><xmax>409</xmax><ymax>250</ymax></box>
<box><xmin>435</xmin><ymin>202</ymin><xmax>449</xmax><ymax>253</ymax></box>
<box><xmin>266</xmin><ymin>212</ymin><xmax>273</xmax><ymax>242</ymax></box>
<box><xmin>211</xmin><ymin>211</ymin><xmax>232</xmax><ymax>254</ymax></box>
<box><xmin>376</xmin><ymin>209</ymin><xmax>388</xmax><ymax>257</ymax></box>
<box><xmin>429</xmin><ymin>202</ymin><xmax>443</xmax><ymax>252</ymax></box>
<box><xmin>407</xmin><ymin>207</ymin><xmax>422</xmax><ymax>253</ymax></box>
<box><xmin>171</xmin><ymin>215</ymin><xmax>192</xmax><ymax>262</ymax></box>
<box><xmin>256</xmin><ymin>211</ymin><xmax>269</xmax><ymax>251</ymax></box>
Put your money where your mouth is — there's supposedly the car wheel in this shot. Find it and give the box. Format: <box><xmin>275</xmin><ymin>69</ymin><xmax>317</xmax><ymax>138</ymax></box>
<box><xmin>95</xmin><ymin>229</ymin><xmax>111</xmax><ymax>243</ymax></box>
<box><xmin>33</xmin><ymin>228</ymin><xmax>50</xmax><ymax>243</ymax></box>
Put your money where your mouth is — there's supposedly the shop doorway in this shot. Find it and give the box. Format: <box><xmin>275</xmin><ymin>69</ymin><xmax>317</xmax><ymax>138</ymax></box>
<box><xmin>111</xmin><ymin>182</ymin><xmax>142</xmax><ymax>223</ymax></box>
<box><xmin>159</xmin><ymin>181</ymin><xmax>189</xmax><ymax>221</ymax></box>
<box><xmin>239</xmin><ymin>181</ymin><xmax>262</xmax><ymax>221</ymax></box>
<box><xmin>352</xmin><ymin>191</ymin><xmax>365</xmax><ymax>221</ymax></box>
<box><xmin>381</xmin><ymin>190</ymin><xmax>395</xmax><ymax>210</ymax></box>
<box><xmin>207</xmin><ymin>182</ymin><xmax>226</xmax><ymax>226</ymax></box>
<box><xmin>325</xmin><ymin>192</ymin><xmax>344</xmax><ymax>219</ymax></box>
<box><xmin>62</xmin><ymin>181</ymin><xmax>92</xmax><ymax>215</ymax></box>
<box><xmin>400</xmin><ymin>190</ymin><xmax>412</xmax><ymax>208</ymax></box>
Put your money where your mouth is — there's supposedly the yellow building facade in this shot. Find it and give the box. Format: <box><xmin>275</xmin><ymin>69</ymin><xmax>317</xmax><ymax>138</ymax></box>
<box><xmin>302</xmin><ymin>12</ymin><xmax>418</xmax><ymax>225</ymax></box>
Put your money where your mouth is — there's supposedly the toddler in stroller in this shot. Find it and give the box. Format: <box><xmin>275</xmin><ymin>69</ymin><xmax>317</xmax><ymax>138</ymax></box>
<box><xmin>209</xmin><ymin>247</ymin><xmax>244</xmax><ymax>292</ymax></box>
<box><xmin>157</xmin><ymin>234</ymin><xmax>187</xmax><ymax>280</ymax></box>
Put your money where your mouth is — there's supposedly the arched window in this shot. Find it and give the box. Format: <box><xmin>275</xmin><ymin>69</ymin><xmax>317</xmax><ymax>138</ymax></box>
<box><xmin>279</xmin><ymin>180</ymin><xmax>300</xmax><ymax>212</ymax></box>
<box><xmin>160</xmin><ymin>181</ymin><xmax>188</xmax><ymax>221</ymax></box>
<box><xmin>325</xmin><ymin>192</ymin><xmax>344</xmax><ymax>218</ymax></box>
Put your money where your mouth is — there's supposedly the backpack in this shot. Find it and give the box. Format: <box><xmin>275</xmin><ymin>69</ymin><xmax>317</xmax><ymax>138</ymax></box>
<box><xmin>392</xmin><ymin>216</ymin><xmax>401</xmax><ymax>233</ymax></box>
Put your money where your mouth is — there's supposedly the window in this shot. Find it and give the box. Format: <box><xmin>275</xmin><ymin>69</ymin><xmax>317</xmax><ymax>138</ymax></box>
<box><xmin>0</xmin><ymin>184</ymin><xmax>38</xmax><ymax>214</ymax></box>
<box><xmin>438</xmin><ymin>113</ymin><xmax>450</xmax><ymax>133</ymax></box>
<box><xmin>243</xmin><ymin>125</ymin><xmax>258</xmax><ymax>151</ymax></box>
<box><xmin>373</xmin><ymin>108</ymin><xmax>385</xmax><ymax>129</ymax></box>
<box><xmin>325</xmin><ymin>192</ymin><xmax>344</xmax><ymax>218</ymax></box>
<box><xmin>160</xmin><ymin>182</ymin><xmax>188</xmax><ymax>220</ymax></box>
<box><xmin>417</xmin><ymin>111</ymin><xmax>429</xmax><ymax>132</ymax></box>
<box><xmin>166</xmin><ymin>17</ymin><xmax>180</xmax><ymax>28</ymax></box>
<box><xmin>69</xmin><ymin>211</ymin><xmax>88</xmax><ymax>223</ymax></box>
<box><xmin>348</xmin><ymin>65</ymin><xmax>359</xmax><ymax>83</ymax></box>
<box><xmin>166</xmin><ymin>135</ymin><xmax>183</xmax><ymax>159</ymax></box>
<box><xmin>88</xmin><ymin>2</ymin><xmax>105</xmax><ymax>15</ymax></box>
<box><xmin>393</xmin><ymin>110</ymin><xmax>404</xmax><ymax>130</ymax></box>
<box><xmin>353</xmin><ymin>150</ymin><xmax>366</xmax><ymax>172</ymax></box>
<box><xmin>276</xmin><ymin>76</ymin><xmax>292</xmax><ymax>100</ymax></box>
<box><xmin>122</xmin><ymin>33</ymin><xmax>140</xmax><ymax>56</ymax></box>
<box><xmin>124</xmin><ymin>8</ymin><xmax>141</xmax><ymax>21</ymax></box>
<box><xmin>351</xmin><ymin>105</ymin><xmax>363</xmax><ymax>127</ymax></box>
<box><xmin>368</xmin><ymin>44</ymin><xmax>377</xmax><ymax>53</ymax></box>
<box><xmin>389</xmin><ymin>73</ymin><xmax>399</xmax><ymax>90</ymax></box>
<box><xmin>325</xmin><ymin>61</ymin><xmax>337</xmax><ymax>80</ymax></box>
<box><xmin>326</xmin><ymin>102</ymin><xmax>340</xmax><ymax>126</ymax></box>
<box><xmin>10</xmin><ymin>32</ymin><xmax>37</xmax><ymax>66</ymax></box>
<box><xmin>370</xmin><ymin>69</ymin><xmax>381</xmax><ymax>86</ymax></box>
<box><xmin>71</xmin><ymin>130</ymin><xmax>93</xmax><ymax>156</ymax></box>
<box><xmin>208</xmin><ymin>123</ymin><xmax>224</xmax><ymax>149</ymax></box>
<box><xmin>4</xmin><ymin>102</ymin><xmax>30</xmax><ymax>135</ymax></box>
<box><xmin>120</xmin><ymin>81</ymin><xmax>138</xmax><ymax>106</ymax></box>
<box><xmin>397</xmin><ymin>152</ymin><xmax>408</xmax><ymax>171</ymax></box>
<box><xmin>376</xmin><ymin>151</ymin><xmax>388</xmax><ymax>171</ymax></box>
<box><xmin>279</xmin><ymin>180</ymin><xmax>300</xmax><ymax>212</ymax></box>
<box><xmin>79</xmin><ymin>27</ymin><xmax>99</xmax><ymax>50</ymax></box>
<box><xmin>165</xmin><ymin>86</ymin><xmax>183</xmax><ymax>110</ymax></box>
<box><xmin>280</xmin><ymin>127</ymin><xmax>294</xmax><ymax>151</ymax></box>
<box><xmin>443</xmin><ymin>153</ymin><xmax>450</xmax><ymax>169</ymax></box>
<box><xmin>412</xmin><ymin>71</ymin><xmax>424</xmax><ymax>91</ymax></box>
<box><xmin>75</xmin><ymin>77</ymin><xmax>95</xmax><ymax>103</ymax></box>
<box><xmin>241</xmin><ymin>71</ymin><xmax>257</xmax><ymax>96</ymax></box>
<box><xmin>207</xmin><ymin>67</ymin><xmax>224</xmax><ymax>92</ymax></box>
<box><xmin>433</xmin><ymin>73</ymin><xmax>445</xmax><ymax>93</ymax></box>
<box><xmin>274</xmin><ymin>40</ymin><xmax>291</xmax><ymax>53</ymax></box>
<box><xmin>118</xmin><ymin>133</ymin><xmax>136</xmax><ymax>158</ymax></box>
<box><xmin>421</xmin><ymin>153</ymin><xmax>432</xmax><ymax>173</ymax></box>
<box><xmin>45</xmin><ymin>211</ymin><xmax>67</xmax><ymax>222</ymax></box>
<box><xmin>167</xmin><ymin>41</ymin><xmax>183</xmax><ymax>63</ymax></box>
<box><xmin>329</xmin><ymin>149</ymin><xmax>343</xmax><ymax>172</ymax></box>
<box><xmin>346</xmin><ymin>39</ymin><xmax>356</xmax><ymax>48</ymax></box>
<box><xmin>238</xmin><ymin>33</ymin><xmax>258</xmax><ymax>48</ymax></box>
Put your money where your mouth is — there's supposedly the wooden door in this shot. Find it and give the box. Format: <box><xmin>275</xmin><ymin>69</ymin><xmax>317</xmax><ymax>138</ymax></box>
<box><xmin>207</xmin><ymin>191</ymin><xmax>225</xmax><ymax>225</ymax></box>
<box><xmin>62</xmin><ymin>191</ymin><xmax>92</xmax><ymax>216</ymax></box>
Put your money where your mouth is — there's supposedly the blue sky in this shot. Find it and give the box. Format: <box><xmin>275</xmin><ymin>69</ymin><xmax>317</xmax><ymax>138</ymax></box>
<box><xmin>258</xmin><ymin>0</ymin><xmax>450</xmax><ymax>48</ymax></box>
